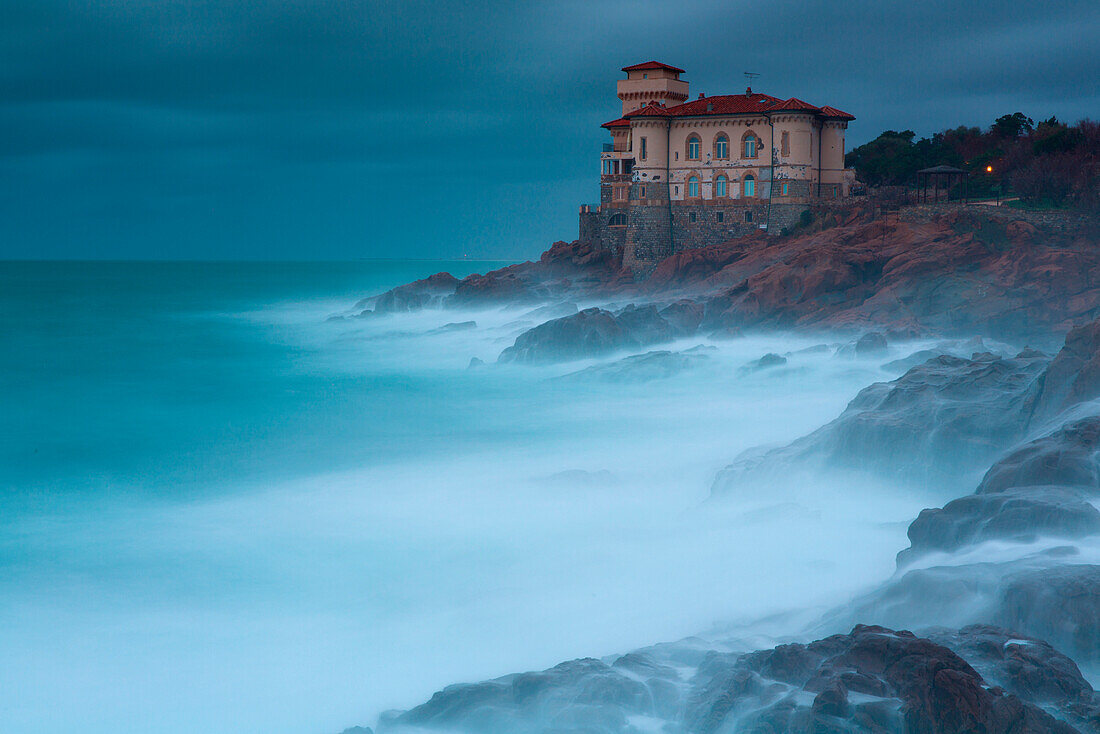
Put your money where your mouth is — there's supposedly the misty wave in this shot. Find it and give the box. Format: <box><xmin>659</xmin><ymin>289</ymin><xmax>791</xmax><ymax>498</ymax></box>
<box><xmin>2</xmin><ymin>278</ymin><xmax>1008</xmax><ymax>734</ymax></box>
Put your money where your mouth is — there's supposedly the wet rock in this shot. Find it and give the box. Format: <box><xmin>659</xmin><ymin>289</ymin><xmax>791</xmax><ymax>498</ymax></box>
<box><xmin>882</xmin><ymin>348</ymin><xmax>944</xmax><ymax>373</ymax></box>
<box><xmin>613</xmin><ymin>304</ymin><xmax>676</xmax><ymax>345</ymax></box>
<box><xmin>977</xmin><ymin>417</ymin><xmax>1100</xmax><ymax>494</ymax></box>
<box><xmin>856</xmin><ymin>331</ymin><xmax>888</xmax><ymax>355</ymax></box>
<box><xmin>355</xmin><ymin>272</ymin><xmax>459</xmax><ymax>314</ymax></box>
<box><xmin>899</xmin><ymin>486</ymin><xmax>1100</xmax><ymax>565</ymax></box>
<box><xmin>997</xmin><ymin>565</ymin><xmax>1100</xmax><ymax>664</ymax></box>
<box><xmin>557</xmin><ymin>348</ymin><xmax>711</xmax><ymax>383</ymax></box>
<box><xmin>378</xmin><ymin>624</ymin><xmax>1090</xmax><ymax>734</ymax></box>
<box><xmin>687</xmin><ymin>624</ymin><xmax>1076</xmax><ymax>734</ymax></box>
<box><xmin>497</xmin><ymin>308</ymin><xmax>628</xmax><ymax>364</ymax></box>
<box><xmin>388</xmin><ymin>656</ymin><xmax>671</xmax><ymax>733</ymax></box>
<box><xmin>427</xmin><ymin>320</ymin><xmax>476</xmax><ymax>334</ymax></box>
<box><xmin>1030</xmin><ymin>319</ymin><xmax>1100</xmax><ymax>424</ymax></box>
<box><xmin>881</xmin><ymin>337</ymin><xmax>1018</xmax><ymax>374</ymax></box>
<box><xmin>497</xmin><ymin>306</ymin><xmax>675</xmax><ymax>364</ymax></box>
<box><xmin>713</xmin><ymin>351</ymin><xmax>1049</xmax><ymax>493</ymax></box>
<box><xmin>926</xmin><ymin>625</ymin><xmax>1100</xmax><ymax>729</ymax></box>
<box><xmin>739</xmin><ymin>352</ymin><xmax>788</xmax><ymax>374</ymax></box>
<box><xmin>467</xmin><ymin>357</ymin><xmax>485</xmax><ymax>369</ymax></box>
<box><xmin>658</xmin><ymin>299</ymin><xmax>705</xmax><ymax>336</ymax></box>
<box><xmin>448</xmin><ymin>241</ymin><xmax>626</xmax><ymax>307</ymax></box>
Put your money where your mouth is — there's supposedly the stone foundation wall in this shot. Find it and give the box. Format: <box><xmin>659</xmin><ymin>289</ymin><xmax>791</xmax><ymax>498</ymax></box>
<box><xmin>624</xmin><ymin>186</ymin><xmax>673</xmax><ymax>270</ymax></box>
<box><xmin>580</xmin><ymin>198</ymin><xmax>817</xmax><ymax>275</ymax></box>
<box><xmin>669</xmin><ymin>203</ymin><xmax>768</xmax><ymax>251</ymax></box>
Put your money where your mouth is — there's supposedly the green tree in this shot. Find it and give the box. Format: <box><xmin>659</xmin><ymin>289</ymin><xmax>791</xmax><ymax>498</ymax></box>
<box><xmin>991</xmin><ymin>112</ymin><xmax>1034</xmax><ymax>138</ymax></box>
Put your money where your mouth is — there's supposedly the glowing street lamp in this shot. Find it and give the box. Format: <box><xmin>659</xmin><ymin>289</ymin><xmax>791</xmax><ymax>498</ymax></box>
<box><xmin>986</xmin><ymin>165</ymin><xmax>993</xmax><ymax>173</ymax></box>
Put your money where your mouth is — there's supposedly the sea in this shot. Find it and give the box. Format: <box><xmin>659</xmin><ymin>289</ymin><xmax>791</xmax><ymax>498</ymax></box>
<box><xmin>0</xmin><ymin>260</ymin><xmax>943</xmax><ymax>734</ymax></box>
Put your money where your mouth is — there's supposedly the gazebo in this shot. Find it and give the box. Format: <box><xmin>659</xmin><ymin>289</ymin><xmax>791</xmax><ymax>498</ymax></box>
<box><xmin>916</xmin><ymin>165</ymin><xmax>968</xmax><ymax>203</ymax></box>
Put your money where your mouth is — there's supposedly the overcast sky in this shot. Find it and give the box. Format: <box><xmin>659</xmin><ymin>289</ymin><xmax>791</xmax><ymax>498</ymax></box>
<box><xmin>2</xmin><ymin>0</ymin><xmax>1098</xmax><ymax>260</ymax></box>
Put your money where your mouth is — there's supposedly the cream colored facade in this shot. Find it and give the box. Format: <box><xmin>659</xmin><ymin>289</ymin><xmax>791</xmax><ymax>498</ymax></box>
<box><xmin>616</xmin><ymin>66</ymin><xmax>688</xmax><ymax>115</ymax></box>
<box><xmin>601</xmin><ymin>62</ymin><xmax>855</xmax><ymax>204</ymax></box>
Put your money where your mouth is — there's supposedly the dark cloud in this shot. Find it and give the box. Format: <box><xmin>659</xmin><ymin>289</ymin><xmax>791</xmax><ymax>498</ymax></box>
<box><xmin>1</xmin><ymin>0</ymin><xmax>1097</xmax><ymax>259</ymax></box>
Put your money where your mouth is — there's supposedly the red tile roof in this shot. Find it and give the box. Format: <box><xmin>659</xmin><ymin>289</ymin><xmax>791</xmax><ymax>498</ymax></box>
<box><xmin>621</xmin><ymin>61</ymin><xmax>686</xmax><ymax>74</ymax></box>
<box><xmin>601</xmin><ymin>117</ymin><xmax>631</xmax><ymax>128</ymax></box>
<box><xmin>623</xmin><ymin>102</ymin><xmax>674</xmax><ymax>117</ymax></box>
<box><xmin>618</xmin><ymin>92</ymin><xmax>855</xmax><ymax>122</ymax></box>
<box><xmin>819</xmin><ymin>105</ymin><xmax>856</xmax><ymax>120</ymax></box>
<box><xmin>773</xmin><ymin>97</ymin><xmax>820</xmax><ymax>112</ymax></box>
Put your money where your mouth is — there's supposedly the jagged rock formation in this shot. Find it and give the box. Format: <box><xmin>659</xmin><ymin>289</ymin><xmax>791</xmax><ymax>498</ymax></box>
<box><xmin>354</xmin><ymin>272</ymin><xmax>460</xmax><ymax>314</ymax></box>
<box><xmin>342</xmin><ymin>219</ymin><xmax>1100</xmax><ymax>734</ymax></box>
<box><xmin>498</xmin><ymin>305</ymin><xmax>676</xmax><ymax>364</ymax></box>
<box><xmin>977</xmin><ymin>416</ymin><xmax>1100</xmax><ymax>493</ymax></box>
<box><xmin>712</xmin><ymin>350</ymin><xmax>1049</xmax><ymax>492</ymax></box>
<box><xmin>350</xmin><ymin>211</ymin><xmax>1100</xmax><ymax>343</ymax></box>
<box><xmin>832</xmin><ymin>318</ymin><xmax>1100</xmax><ymax>668</ymax></box>
<box><xmin>373</xmin><ymin>625</ymin><xmax>1095</xmax><ymax>733</ymax></box>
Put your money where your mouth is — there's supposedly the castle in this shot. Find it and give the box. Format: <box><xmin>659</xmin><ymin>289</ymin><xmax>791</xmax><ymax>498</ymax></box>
<box><xmin>579</xmin><ymin>61</ymin><xmax>856</xmax><ymax>272</ymax></box>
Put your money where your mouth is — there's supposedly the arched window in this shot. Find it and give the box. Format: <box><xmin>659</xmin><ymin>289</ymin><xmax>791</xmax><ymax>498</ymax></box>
<box><xmin>608</xmin><ymin>213</ymin><xmax>627</xmax><ymax>226</ymax></box>
<box><xmin>744</xmin><ymin>175</ymin><xmax>755</xmax><ymax>197</ymax></box>
<box><xmin>715</xmin><ymin>175</ymin><xmax>727</xmax><ymax>197</ymax></box>
<box><xmin>742</xmin><ymin>132</ymin><xmax>758</xmax><ymax>159</ymax></box>
<box><xmin>687</xmin><ymin>135</ymin><xmax>701</xmax><ymax>161</ymax></box>
<box><xmin>715</xmin><ymin>134</ymin><xmax>729</xmax><ymax>159</ymax></box>
<box><xmin>687</xmin><ymin>176</ymin><xmax>700</xmax><ymax>198</ymax></box>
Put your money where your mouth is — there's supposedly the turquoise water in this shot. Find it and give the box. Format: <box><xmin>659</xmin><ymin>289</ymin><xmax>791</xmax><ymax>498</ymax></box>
<box><xmin>0</xmin><ymin>261</ymin><xmax>932</xmax><ymax>734</ymax></box>
<box><xmin>1</xmin><ymin>260</ymin><xmax>506</xmax><ymax>502</ymax></box>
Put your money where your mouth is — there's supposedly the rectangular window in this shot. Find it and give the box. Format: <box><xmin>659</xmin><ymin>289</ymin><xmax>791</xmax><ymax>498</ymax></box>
<box><xmin>689</xmin><ymin>212</ymin><xmax>697</xmax><ymax>222</ymax></box>
<box><xmin>781</xmin><ymin>131</ymin><xmax>790</xmax><ymax>157</ymax></box>
<box><xmin>782</xmin><ymin>182</ymin><xmax>789</xmax><ymax>196</ymax></box>
<box><xmin>716</xmin><ymin>211</ymin><xmax>724</xmax><ymax>222</ymax></box>
<box><xmin>640</xmin><ymin>137</ymin><xmax>647</xmax><ymax>161</ymax></box>
<box><xmin>639</xmin><ymin>185</ymin><xmax>646</xmax><ymax>198</ymax></box>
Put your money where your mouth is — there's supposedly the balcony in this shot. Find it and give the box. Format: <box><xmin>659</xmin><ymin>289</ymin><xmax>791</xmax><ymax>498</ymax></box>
<box><xmin>600</xmin><ymin>153</ymin><xmax>635</xmax><ymax>180</ymax></box>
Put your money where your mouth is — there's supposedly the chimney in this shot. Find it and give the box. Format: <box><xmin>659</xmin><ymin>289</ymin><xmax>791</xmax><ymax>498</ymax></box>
<box><xmin>745</xmin><ymin>86</ymin><xmax>752</xmax><ymax>96</ymax></box>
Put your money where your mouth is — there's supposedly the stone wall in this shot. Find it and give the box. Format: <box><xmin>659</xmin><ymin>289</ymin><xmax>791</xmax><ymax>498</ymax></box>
<box><xmin>578</xmin><ymin>207</ymin><xmax>601</xmax><ymax>246</ymax></box>
<box><xmin>899</xmin><ymin>203</ymin><xmax>1098</xmax><ymax>234</ymax></box>
<box><xmin>624</xmin><ymin>200</ymin><xmax>672</xmax><ymax>271</ymax></box>
<box><xmin>580</xmin><ymin>197</ymin><xmax>823</xmax><ymax>275</ymax></box>
<box><xmin>668</xmin><ymin>203</ymin><xmax>768</xmax><ymax>251</ymax></box>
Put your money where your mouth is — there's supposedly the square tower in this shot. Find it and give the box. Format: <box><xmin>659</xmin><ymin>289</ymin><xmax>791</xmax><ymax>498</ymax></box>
<box><xmin>616</xmin><ymin>61</ymin><xmax>689</xmax><ymax>115</ymax></box>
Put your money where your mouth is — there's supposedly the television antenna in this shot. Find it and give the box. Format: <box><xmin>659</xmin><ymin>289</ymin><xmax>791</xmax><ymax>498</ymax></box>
<box><xmin>744</xmin><ymin>71</ymin><xmax>761</xmax><ymax>84</ymax></box>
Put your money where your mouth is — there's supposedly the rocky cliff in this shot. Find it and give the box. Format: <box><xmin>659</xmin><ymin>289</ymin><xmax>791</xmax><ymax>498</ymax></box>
<box><xmin>351</xmin><ymin>209</ymin><xmax>1100</xmax><ymax>347</ymax></box>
